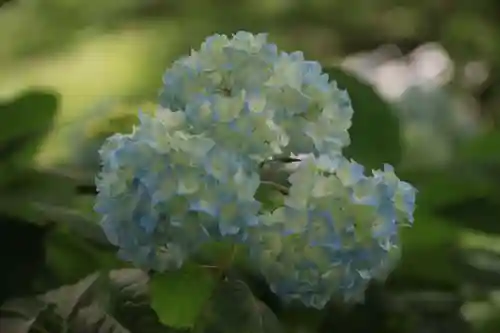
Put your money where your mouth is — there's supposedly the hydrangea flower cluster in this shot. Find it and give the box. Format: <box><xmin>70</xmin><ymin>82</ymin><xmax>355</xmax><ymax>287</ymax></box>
<box><xmin>95</xmin><ymin>31</ymin><xmax>416</xmax><ymax>308</ymax></box>
<box><xmin>248</xmin><ymin>154</ymin><xmax>415</xmax><ymax>307</ymax></box>
<box><xmin>95</xmin><ymin>109</ymin><xmax>263</xmax><ymax>270</ymax></box>
<box><xmin>159</xmin><ymin>32</ymin><xmax>353</xmax><ymax>157</ymax></box>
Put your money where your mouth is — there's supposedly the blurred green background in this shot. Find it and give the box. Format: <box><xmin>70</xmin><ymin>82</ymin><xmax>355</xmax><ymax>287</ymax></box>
<box><xmin>1</xmin><ymin>0</ymin><xmax>500</xmax><ymax>332</ymax></box>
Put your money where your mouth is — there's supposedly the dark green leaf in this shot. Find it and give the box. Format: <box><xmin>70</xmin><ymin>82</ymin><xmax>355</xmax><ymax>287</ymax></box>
<box><xmin>0</xmin><ymin>166</ymin><xmax>111</xmax><ymax>244</ymax></box>
<box><xmin>1</xmin><ymin>269</ymin><xmax>170</xmax><ymax>333</ymax></box>
<box><xmin>0</xmin><ymin>90</ymin><xmax>59</xmax><ymax>144</ymax></box>
<box><xmin>0</xmin><ymin>274</ymin><xmax>108</xmax><ymax>333</ymax></box>
<box><xmin>69</xmin><ymin>303</ymin><xmax>131</xmax><ymax>333</ymax></box>
<box><xmin>194</xmin><ymin>278</ymin><xmax>283</xmax><ymax>333</ymax></box>
<box><xmin>390</xmin><ymin>212</ymin><xmax>462</xmax><ymax>289</ymax></box>
<box><xmin>150</xmin><ymin>264</ymin><xmax>218</xmax><ymax>329</ymax></box>
<box><xmin>0</xmin><ymin>298</ymin><xmax>48</xmax><ymax>333</ymax></box>
<box><xmin>400</xmin><ymin>167</ymin><xmax>492</xmax><ymax>210</ymax></box>
<box><xmin>452</xmin><ymin>129</ymin><xmax>500</xmax><ymax>198</ymax></box>
<box><xmin>324</xmin><ymin>67</ymin><xmax>401</xmax><ymax>169</ymax></box>
<box><xmin>44</xmin><ymin>226</ymin><xmax>123</xmax><ymax>286</ymax></box>
<box><xmin>108</xmin><ymin>269</ymin><xmax>170</xmax><ymax>333</ymax></box>
<box><xmin>0</xmin><ymin>90</ymin><xmax>59</xmax><ymax>186</ymax></box>
<box><xmin>436</xmin><ymin>197</ymin><xmax>500</xmax><ymax>235</ymax></box>
<box><xmin>461</xmin><ymin>248</ymin><xmax>500</xmax><ymax>288</ymax></box>
<box><xmin>39</xmin><ymin>203</ymin><xmax>110</xmax><ymax>245</ymax></box>
<box><xmin>0</xmin><ymin>168</ymin><xmax>79</xmax><ymax>225</ymax></box>
<box><xmin>278</xmin><ymin>306</ymin><xmax>325</xmax><ymax>333</ymax></box>
<box><xmin>41</xmin><ymin>272</ymin><xmax>106</xmax><ymax>319</ymax></box>
<box><xmin>456</xmin><ymin>129</ymin><xmax>500</xmax><ymax>165</ymax></box>
<box><xmin>40</xmin><ymin>272</ymin><xmax>129</xmax><ymax>333</ymax></box>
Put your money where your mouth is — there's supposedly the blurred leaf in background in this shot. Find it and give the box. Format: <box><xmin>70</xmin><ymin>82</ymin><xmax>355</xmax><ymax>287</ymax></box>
<box><xmin>325</xmin><ymin>66</ymin><xmax>402</xmax><ymax>169</ymax></box>
<box><xmin>0</xmin><ymin>90</ymin><xmax>58</xmax><ymax>187</ymax></box>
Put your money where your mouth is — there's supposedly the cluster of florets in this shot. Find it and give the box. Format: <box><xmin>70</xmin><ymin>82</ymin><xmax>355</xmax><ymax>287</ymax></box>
<box><xmin>95</xmin><ymin>31</ymin><xmax>416</xmax><ymax>308</ymax></box>
<box><xmin>248</xmin><ymin>154</ymin><xmax>415</xmax><ymax>307</ymax></box>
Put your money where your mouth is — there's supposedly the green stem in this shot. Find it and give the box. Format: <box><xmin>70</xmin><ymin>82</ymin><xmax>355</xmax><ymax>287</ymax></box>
<box><xmin>260</xmin><ymin>180</ymin><xmax>289</xmax><ymax>194</ymax></box>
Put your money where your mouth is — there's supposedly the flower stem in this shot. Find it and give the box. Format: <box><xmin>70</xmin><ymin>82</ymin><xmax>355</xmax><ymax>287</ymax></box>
<box><xmin>260</xmin><ymin>180</ymin><xmax>289</xmax><ymax>194</ymax></box>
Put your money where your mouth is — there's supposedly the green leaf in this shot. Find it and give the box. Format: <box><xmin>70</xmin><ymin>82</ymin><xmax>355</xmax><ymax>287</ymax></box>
<box><xmin>0</xmin><ymin>168</ymin><xmax>79</xmax><ymax>225</ymax></box>
<box><xmin>0</xmin><ymin>166</ymin><xmax>111</xmax><ymax>244</ymax></box>
<box><xmin>39</xmin><ymin>203</ymin><xmax>110</xmax><ymax>245</ymax></box>
<box><xmin>0</xmin><ymin>298</ymin><xmax>59</xmax><ymax>333</ymax></box>
<box><xmin>0</xmin><ymin>90</ymin><xmax>59</xmax><ymax>144</ymax></box>
<box><xmin>44</xmin><ymin>226</ymin><xmax>123</xmax><ymax>286</ymax></box>
<box><xmin>453</xmin><ymin>129</ymin><xmax>500</xmax><ymax>198</ymax></box>
<box><xmin>1</xmin><ymin>269</ymin><xmax>170</xmax><ymax>333</ymax></box>
<box><xmin>149</xmin><ymin>264</ymin><xmax>218</xmax><ymax>329</ymax></box>
<box><xmin>436</xmin><ymin>197</ymin><xmax>500</xmax><ymax>235</ymax></box>
<box><xmin>279</xmin><ymin>306</ymin><xmax>325</xmax><ymax>333</ymax></box>
<box><xmin>0</xmin><ymin>274</ymin><xmax>113</xmax><ymax>333</ymax></box>
<box><xmin>108</xmin><ymin>269</ymin><xmax>170</xmax><ymax>333</ymax></box>
<box><xmin>324</xmin><ymin>67</ymin><xmax>401</xmax><ymax>169</ymax></box>
<box><xmin>400</xmin><ymin>167</ymin><xmax>492</xmax><ymax>210</ymax></box>
<box><xmin>194</xmin><ymin>278</ymin><xmax>283</xmax><ymax>333</ymax></box>
<box><xmin>457</xmin><ymin>129</ymin><xmax>500</xmax><ymax>165</ymax></box>
<box><xmin>41</xmin><ymin>272</ymin><xmax>107</xmax><ymax>319</ymax></box>
<box><xmin>390</xmin><ymin>211</ymin><xmax>462</xmax><ymax>289</ymax></box>
<box><xmin>0</xmin><ymin>90</ymin><xmax>59</xmax><ymax>186</ymax></box>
